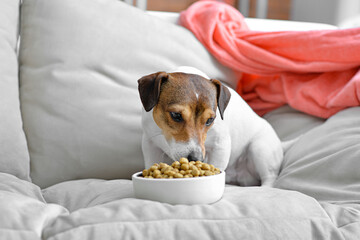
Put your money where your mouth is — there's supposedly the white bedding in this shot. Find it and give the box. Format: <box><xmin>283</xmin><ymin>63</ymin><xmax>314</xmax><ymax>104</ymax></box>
<box><xmin>42</xmin><ymin>185</ymin><xmax>340</xmax><ymax>240</ymax></box>
<box><xmin>0</xmin><ymin>173</ymin><xmax>66</xmax><ymax>239</ymax></box>
<box><xmin>1</xmin><ymin>170</ymin><xmax>359</xmax><ymax>239</ymax></box>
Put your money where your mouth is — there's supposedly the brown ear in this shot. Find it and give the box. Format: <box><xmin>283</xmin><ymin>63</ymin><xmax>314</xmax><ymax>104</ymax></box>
<box><xmin>138</xmin><ymin>72</ymin><xmax>169</xmax><ymax>112</ymax></box>
<box><xmin>211</xmin><ymin>79</ymin><xmax>231</xmax><ymax>120</ymax></box>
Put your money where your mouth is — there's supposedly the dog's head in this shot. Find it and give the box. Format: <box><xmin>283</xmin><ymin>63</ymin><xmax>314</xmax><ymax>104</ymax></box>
<box><xmin>138</xmin><ymin>71</ymin><xmax>231</xmax><ymax>162</ymax></box>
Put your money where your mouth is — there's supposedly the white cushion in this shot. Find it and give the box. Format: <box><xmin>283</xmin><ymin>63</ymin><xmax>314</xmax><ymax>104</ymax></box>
<box><xmin>275</xmin><ymin>107</ymin><xmax>360</xmax><ymax>203</ymax></box>
<box><xmin>19</xmin><ymin>0</ymin><xmax>237</xmax><ymax>188</ymax></box>
<box><xmin>264</xmin><ymin>105</ymin><xmax>325</xmax><ymax>141</ymax></box>
<box><xmin>0</xmin><ymin>0</ymin><xmax>30</xmax><ymax>181</ymax></box>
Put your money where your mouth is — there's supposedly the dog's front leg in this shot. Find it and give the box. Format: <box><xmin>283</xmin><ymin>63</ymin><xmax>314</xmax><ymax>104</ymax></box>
<box><xmin>204</xmin><ymin>127</ymin><xmax>232</xmax><ymax>172</ymax></box>
<box><xmin>142</xmin><ymin>135</ymin><xmax>173</xmax><ymax>168</ymax></box>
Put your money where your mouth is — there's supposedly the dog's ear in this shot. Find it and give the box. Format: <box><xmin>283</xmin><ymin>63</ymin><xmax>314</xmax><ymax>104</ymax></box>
<box><xmin>138</xmin><ymin>72</ymin><xmax>169</xmax><ymax>112</ymax></box>
<box><xmin>211</xmin><ymin>79</ymin><xmax>231</xmax><ymax>120</ymax></box>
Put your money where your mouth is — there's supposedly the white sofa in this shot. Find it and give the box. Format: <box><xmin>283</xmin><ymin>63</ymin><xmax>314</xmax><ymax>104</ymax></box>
<box><xmin>1</xmin><ymin>0</ymin><xmax>359</xmax><ymax>239</ymax></box>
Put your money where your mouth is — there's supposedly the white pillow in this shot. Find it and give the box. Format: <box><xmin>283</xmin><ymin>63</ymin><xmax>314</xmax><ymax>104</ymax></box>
<box><xmin>19</xmin><ymin>0</ymin><xmax>237</xmax><ymax>188</ymax></box>
<box><xmin>0</xmin><ymin>0</ymin><xmax>30</xmax><ymax>181</ymax></box>
<box><xmin>264</xmin><ymin>105</ymin><xmax>325</xmax><ymax>141</ymax></box>
<box><xmin>275</xmin><ymin>107</ymin><xmax>360</xmax><ymax>203</ymax></box>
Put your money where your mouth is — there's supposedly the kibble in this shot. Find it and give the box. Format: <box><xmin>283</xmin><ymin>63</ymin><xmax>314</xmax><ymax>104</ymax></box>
<box><xmin>141</xmin><ymin>158</ymin><xmax>220</xmax><ymax>179</ymax></box>
<box><xmin>179</xmin><ymin>157</ymin><xmax>189</xmax><ymax>164</ymax></box>
<box><xmin>181</xmin><ymin>164</ymin><xmax>189</xmax><ymax>170</ymax></box>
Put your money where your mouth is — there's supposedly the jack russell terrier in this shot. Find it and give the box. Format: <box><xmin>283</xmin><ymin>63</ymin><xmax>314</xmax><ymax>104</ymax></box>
<box><xmin>138</xmin><ymin>67</ymin><xmax>283</xmax><ymax>187</ymax></box>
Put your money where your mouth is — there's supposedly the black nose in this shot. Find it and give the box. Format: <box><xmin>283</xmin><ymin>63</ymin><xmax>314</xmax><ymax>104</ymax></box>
<box><xmin>188</xmin><ymin>151</ymin><xmax>202</xmax><ymax>162</ymax></box>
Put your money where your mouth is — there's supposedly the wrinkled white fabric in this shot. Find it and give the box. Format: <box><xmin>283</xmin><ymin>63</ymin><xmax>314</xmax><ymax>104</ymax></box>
<box><xmin>0</xmin><ymin>173</ymin><xmax>67</xmax><ymax>239</ymax></box>
<box><xmin>42</xmin><ymin>179</ymin><xmax>134</xmax><ymax>212</ymax></box>
<box><xmin>42</xmin><ymin>184</ymin><xmax>344</xmax><ymax>240</ymax></box>
<box><xmin>2</xmin><ymin>173</ymin><xmax>359</xmax><ymax>240</ymax></box>
<box><xmin>321</xmin><ymin>203</ymin><xmax>360</xmax><ymax>240</ymax></box>
<box><xmin>0</xmin><ymin>173</ymin><xmax>44</xmax><ymax>202</ymax></box>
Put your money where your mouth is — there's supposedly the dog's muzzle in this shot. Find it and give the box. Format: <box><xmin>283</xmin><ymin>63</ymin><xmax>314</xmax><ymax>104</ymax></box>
<box><xmin>187</xmin><ymin>150</ymin><xmax>203</xmax><ymax>162</ymax></box>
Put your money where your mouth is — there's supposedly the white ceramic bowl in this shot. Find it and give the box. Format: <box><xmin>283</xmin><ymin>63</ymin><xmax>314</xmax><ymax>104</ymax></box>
<box><xmin>132</xmin><ymin>171</ymin><xmax>225</xmax><ymax>205</ymax></box>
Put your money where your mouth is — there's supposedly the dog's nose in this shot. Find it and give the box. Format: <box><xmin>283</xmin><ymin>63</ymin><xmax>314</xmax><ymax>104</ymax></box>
<box><xmin>187</xmin><ymin>151</ymin><xmax>203</xmax><ymax>162</ymax></box>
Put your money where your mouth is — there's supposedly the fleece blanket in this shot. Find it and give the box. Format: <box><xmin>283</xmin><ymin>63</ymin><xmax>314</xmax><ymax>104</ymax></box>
<box><xmin>180</xmin><ymin>1</ymin><xmax>360</xmax><ymax>118</ymax></box>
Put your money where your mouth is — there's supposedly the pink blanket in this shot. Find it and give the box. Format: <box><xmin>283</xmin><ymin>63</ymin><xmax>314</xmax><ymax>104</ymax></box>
<box><xmin>180</xmin><ymin>1</ymin><xmax>360</xmax><ymax>118</ymax></box>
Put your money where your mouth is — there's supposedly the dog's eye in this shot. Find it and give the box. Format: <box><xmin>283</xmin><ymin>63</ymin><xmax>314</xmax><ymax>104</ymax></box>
<box><xmin>170</xmin><ymin>112</ymin><xmax>183</xmax><ymax>123</ymax></box>
<box><xmin>205</xmin><ymin>117</ymin><xmax>215</xmax><ymax>126</ymax></box>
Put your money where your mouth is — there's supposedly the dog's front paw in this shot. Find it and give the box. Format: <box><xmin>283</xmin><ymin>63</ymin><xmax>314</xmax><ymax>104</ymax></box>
<box><xmin>260</xmin><ymin>176</ymin><xmax>277</xmax><ymax>187</ymax></box>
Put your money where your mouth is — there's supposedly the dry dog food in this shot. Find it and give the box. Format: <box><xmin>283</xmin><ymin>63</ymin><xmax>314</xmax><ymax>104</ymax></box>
<box><xmin>142</xmin><ymin>158</ymin><xmax>221</xmax><ymax>179</ymax></box>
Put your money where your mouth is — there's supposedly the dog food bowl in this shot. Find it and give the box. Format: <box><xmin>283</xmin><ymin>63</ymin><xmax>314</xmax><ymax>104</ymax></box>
<box><xmin>132</xmin><ymin>171</ymin><xmax>225</xmax><ymax>205</ymax></box>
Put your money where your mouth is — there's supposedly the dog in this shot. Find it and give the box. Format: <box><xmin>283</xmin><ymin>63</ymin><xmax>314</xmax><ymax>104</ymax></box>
<box><xmin>138</xmin><ymin>66</ymin><xmax>283</xmax><ymax>187</ymax></box>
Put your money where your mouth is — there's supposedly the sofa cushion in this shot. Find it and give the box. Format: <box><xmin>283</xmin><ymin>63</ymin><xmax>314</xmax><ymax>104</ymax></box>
<box><xmin>275</xmin><ymin>107</ymin><xmax>360</xmax><ymax>203</ymax></box>
<box><xmin>19</xmin><ymin>0</ymin><xmax>237</xmax><ymax>188</ymax></box>
<box><xmin>0</xmin><ymin>0</ymin><xmax>30</xmax><ymax>181</ymax></box>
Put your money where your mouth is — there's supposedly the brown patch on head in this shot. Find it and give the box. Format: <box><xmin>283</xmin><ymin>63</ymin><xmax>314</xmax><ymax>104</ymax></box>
<box><xmin>152</xmin><ymin>73</ymin><xmax>218</xmax><ymax>158</ymax></box>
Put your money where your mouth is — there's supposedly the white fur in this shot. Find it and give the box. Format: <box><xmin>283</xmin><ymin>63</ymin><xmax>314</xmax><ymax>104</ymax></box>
<box><xmin>141</xmin><ymin>67</ymin><xmax>283</xmax><ymax>187</ymax></box>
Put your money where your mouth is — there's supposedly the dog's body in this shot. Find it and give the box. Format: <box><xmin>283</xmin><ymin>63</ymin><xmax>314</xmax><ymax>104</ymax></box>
<box><xmin>138</xmin><ymin>67</ymin><xmax>283</xmax><ymax>186</ymax></box>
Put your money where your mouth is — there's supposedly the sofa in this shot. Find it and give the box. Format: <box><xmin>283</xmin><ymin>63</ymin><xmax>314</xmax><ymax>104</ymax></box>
<box><xmin>1</xmin><ymin>0</ymin><xmax>360</xmax><ymax>239</ymax></box>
